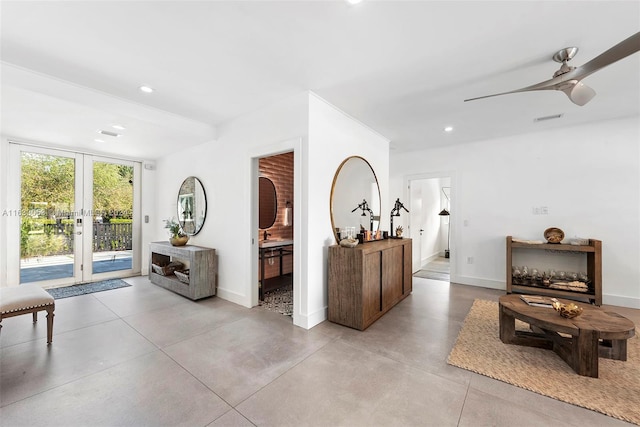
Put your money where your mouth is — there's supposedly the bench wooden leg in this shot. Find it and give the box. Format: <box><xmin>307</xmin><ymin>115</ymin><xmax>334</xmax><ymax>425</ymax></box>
<box><xmin>46</xmin><ymin>306</ymin><xmax>54</xmax><ymax>345</ymax></box>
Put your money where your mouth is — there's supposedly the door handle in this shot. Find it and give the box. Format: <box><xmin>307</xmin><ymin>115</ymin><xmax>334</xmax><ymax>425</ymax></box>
<box><xmin>419</xmin><ymin>229</ymin><xmax>424</xmax><ymax>235</ymax></box>
<box><xmin>76</xmin><ymin>231</ymin><xmax>82</xmax><ymax>235</ymax></box>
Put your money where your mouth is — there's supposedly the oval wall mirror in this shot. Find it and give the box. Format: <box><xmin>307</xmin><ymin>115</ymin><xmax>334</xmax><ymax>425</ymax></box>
<box><xmin>330</xmin><ymin>156</ymin><xmax>381</xmax><ymax>243</ymax></box>
<box><xmin>259</xmin><ymin>176</ymin><xmax>277</xmax><ymax>229</ymax></box>
<box><xmin>177</xmin><ymin>176</ymin><xmax>206</xmax><ymax>236</ymax></box>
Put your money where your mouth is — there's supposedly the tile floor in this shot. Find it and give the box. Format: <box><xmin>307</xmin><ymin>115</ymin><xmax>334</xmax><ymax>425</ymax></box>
<box><xmin>1</xmin><ymin>276</ymin><xmax>638</xmax><ymax>426</ymax></box>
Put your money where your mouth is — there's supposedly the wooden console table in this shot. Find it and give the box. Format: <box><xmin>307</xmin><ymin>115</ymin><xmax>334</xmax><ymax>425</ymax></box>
<box><xmin>149</xmin><ymin>242</ymin><xmax>216</xmax><ymax>300</ymax></box>
<box><xmin>499</xmin><ymin>294</ymin><xmax>635</xmax><ymax>377</ymax></box>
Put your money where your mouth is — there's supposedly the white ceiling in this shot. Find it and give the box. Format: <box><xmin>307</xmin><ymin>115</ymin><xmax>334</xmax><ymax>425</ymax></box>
<box><xmin>1</xmin><ymin>1</ymin><xmax>639</xmax><ymax>159</ymax></box>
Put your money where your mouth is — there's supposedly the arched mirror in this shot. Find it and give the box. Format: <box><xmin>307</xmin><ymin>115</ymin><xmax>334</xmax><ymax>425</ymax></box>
<box><xmin>259</xmin><ymin>176</ymin><xmax>277</xmax><ymax>229</ymax></box>
<box><xmin>330</xmin><ymin>156</ymin><xmax>381</xmax><ymax>243</ymax></box>
<box><xmin>177</xmin><ymin>176</ymin><xmax>206</xmax><ymax>236</ymax></box>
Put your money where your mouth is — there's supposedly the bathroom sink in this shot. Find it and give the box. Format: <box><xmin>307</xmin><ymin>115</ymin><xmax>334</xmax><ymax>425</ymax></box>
<box><xmin>259</xmin><ymin>239</ymin><xmax>294</xmax><ymax>248</ymax></box>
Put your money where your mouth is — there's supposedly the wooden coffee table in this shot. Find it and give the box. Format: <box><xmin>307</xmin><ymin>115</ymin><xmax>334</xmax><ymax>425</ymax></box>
<box><xmin>499</xmin><ymin>294</ymin><xmax>635</xmax><ymax>378</ymax></box>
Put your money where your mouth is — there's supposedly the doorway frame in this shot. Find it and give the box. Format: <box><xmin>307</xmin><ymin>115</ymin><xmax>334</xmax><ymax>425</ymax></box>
<box><xmin>249</xmin><ymin>138</ymin><xmax>303</xmax><ymax>326</ymax></box>
<box><xmin>6</xmin><ymin>141</ymin><xmax>142</xmax><ymax>286</ymax></box>
<box><xmin>404</xmin><ymin>171</ymin><xmax>456</xmax><ymax>280</ymax></box>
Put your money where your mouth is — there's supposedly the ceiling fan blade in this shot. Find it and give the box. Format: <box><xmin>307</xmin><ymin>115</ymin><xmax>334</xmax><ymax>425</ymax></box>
<box><xmin>465</xmin><ymin>32</ymin><xmax>638</xmax><ymax>105</ymax></box>
<box><xmin>464</xmin><ymin>75</ymin><xmax>563</xmax><ymax>102</ymax></box>
<box><xmin>561</xmin><ymin>82</ymin><xmax>596</xmax><ymax>106</ymax></box>
<box><xmin>572</xmin><ymin>31</ymin><xmax>640</xmax><ymax>80</ymax></box>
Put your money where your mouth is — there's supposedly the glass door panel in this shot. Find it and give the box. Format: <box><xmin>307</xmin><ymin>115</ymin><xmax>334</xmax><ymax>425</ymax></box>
<box><xmin>90</xmin><ymin>160</ymin><xmax>134</xmax><ymax>276</ymax></box>
<box><xmin>11</xmin><ymin>144</ymin><xmax>140</xmax><ymax>287</ymax></box>
<box><xmin>19</xmin><ymin>151</ymin><xmax>81</xmax><ymax>284</ymax></box>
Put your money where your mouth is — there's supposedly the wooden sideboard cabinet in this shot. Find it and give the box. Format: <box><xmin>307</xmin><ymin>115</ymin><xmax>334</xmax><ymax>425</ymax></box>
<box><xmin>149</xmin><ymin>241</ymin><xmax>217</xmax><ymax>300</ymax></box>
<box><xmin>328</xmin><ymin>238</ymin><xmax>412</xmax><ymax>330</ymax></box>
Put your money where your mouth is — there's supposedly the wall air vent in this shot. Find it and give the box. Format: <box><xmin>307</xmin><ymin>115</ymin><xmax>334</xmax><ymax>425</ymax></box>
<box><xmin>533</xmin><ymin>114</ymin><xmax>564</xmax><ymax>123</ymax></box>
<box><xmin>97</xmin><ymin>130</ymin><xmax>121</xmax><ymax>137</ymax></box>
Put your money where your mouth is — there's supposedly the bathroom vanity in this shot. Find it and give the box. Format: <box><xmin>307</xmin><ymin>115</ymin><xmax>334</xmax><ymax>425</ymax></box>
<box><xmin>259</xmin><ymin>239</ymin><xmax>293</xmax><ymax>299</ymax></box>
<box><xmin>328</xmin><ymin>238</ymin><xmax>412</xmax><ymax>330</ymax></box>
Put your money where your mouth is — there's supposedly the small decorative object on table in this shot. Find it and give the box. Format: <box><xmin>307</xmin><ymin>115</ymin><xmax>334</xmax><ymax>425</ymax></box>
<box><xmin>174</xmin><ymin>269</ymin><xmax>190</xmax><ymax>284</ymax></box>
<box><xmin>395</xmin><ymin>225</ymin><xmax>403</xmax><ymax>237</ymax></box>
<box><xmin>543</xmin><ymin>227</ymin><xmax>564</xmax><ymax>244</ymax></box>
<box><xmin>339</xmin><ymin>238</ymin><xmax>359</xmax><ymax>248</ymax></box>
<box><xmin>552</xmin><ymin>299</ymin><xmax>583</xmax><ymax>318</ymax></box>
<box><xmin>164</xmin><ymin>217</ymin><xmax>189</xmax><ymax>246</ymax></box>
<box><xmin>151</xmin><ymin>260</ymin><xmax>184</xmax><ymax>276</ymax></box>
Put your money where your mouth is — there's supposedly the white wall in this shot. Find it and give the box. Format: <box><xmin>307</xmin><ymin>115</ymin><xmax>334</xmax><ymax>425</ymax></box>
<box><xmin>139</xmin><ymin>161</ymin><xmax>157</xmax><ymax>275</ymax></box>
<box><xmin>307</xmin><ymin>93</ymin><xmax>390</xmax><ymax>327</ymax></box>
<box><xmin>153</xmin><ymin>92</ymin><xmax>309</xmax><ymax>316</ymax></box>
<box><xmin>153</xmin><ymin>92</ymin><xmax>389</xmax><ymax>329</ymax></box>
<box><xmin>391</xmin><ymin>117</ymin><xmax>640</xmax><ymax>308</ymax></box>
<box><xmin>0</xmin><ymin>137</ymin><xmax>7</xmax><ymax>285</ymax></box>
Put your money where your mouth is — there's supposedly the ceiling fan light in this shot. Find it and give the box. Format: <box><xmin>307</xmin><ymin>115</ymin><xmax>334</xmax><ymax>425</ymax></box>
<box><xmin>567</xmin><ymin>82</ymin><xmax>596</xmax><ymax>106</ymax></box>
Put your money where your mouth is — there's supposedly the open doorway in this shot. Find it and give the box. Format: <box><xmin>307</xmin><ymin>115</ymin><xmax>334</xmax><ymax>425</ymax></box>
<box><xmin>408</xmin><ymin>176</ymin><xmax>451</xmax><ymax>282</ymax></box>
<box><xmin>257</xmin><ymin>152</ymin><xmax>294</xmax><ymax>316</ymax></box>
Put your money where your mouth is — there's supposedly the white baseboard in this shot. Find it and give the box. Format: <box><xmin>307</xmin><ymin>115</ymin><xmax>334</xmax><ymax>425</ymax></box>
<box><xmin>451</xmin><ymin>276</ymin><xmax>640</xmax><ymax>309</ymax></box>
<box><xmin>603</xmin><ymin>293</ymin><xmax>640</xmax><ymax>309</ymax></box>
<box><xmin>450</xmin><ymin>275</ymin><xmax>505</xmax><ymax>290</ymax></box>
<box><xmin>420</xmin><ymin>252</ymin><xmax>438</xmax><ymax>266</ymax></box>
<box><xmin>294</xmin><ymin>306</ymin><xmax>327</xmax><ymax>330</ymax></box>
<box><xmin>216</xmin><ymin>287</ymin><xmax>251</xmax><ymax>308</ymax></box>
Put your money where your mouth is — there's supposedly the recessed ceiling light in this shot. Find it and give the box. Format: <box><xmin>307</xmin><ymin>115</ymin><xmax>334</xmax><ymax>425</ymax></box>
<box><xmin>94</xmin><ymin>139</ymin><xmax>105</xmax><ymax>143</ymax></box>
<box><xmin>139</xmin><ymin>85</ymin><xmax>154</xmax><ymax>93</ymax></box>
<box><xmin>346</xmin><ymin>0</ymin><xmax>362</xmax><ymax>4</ymax></box>
<box><xmin>112</xmin><ymin>124</ymin><xmax>126</xmax><ymax>130</ymax></box>
<box><xmin>444</xmin><ymin>126</ymin><xmax>454</xmax><ymax>132</ymax></box>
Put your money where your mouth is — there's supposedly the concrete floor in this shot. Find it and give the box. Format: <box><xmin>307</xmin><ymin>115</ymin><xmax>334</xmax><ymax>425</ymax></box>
<box><xmin>1</xmin><ymin>276</ymin><xmax>637</xmax><ymax>426</ymax></box>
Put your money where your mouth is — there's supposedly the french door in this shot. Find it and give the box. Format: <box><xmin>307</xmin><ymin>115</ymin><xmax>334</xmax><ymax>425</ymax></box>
<box><xmin>7</xmin><ymin>144</ymin><xmax>141</xmax><ymax>287</ymax></box>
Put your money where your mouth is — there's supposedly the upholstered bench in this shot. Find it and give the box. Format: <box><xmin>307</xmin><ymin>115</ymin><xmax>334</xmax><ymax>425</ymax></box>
<box><xmin>0</xmin><ymin>284</ymin><xmax>55</xmax><ymax>344</ymax></box>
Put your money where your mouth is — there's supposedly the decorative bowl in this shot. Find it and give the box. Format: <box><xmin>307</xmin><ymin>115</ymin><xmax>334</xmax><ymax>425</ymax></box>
<box><xmin>544</xmin><ymin>227</ymin><xmax>565</xmax><ymax>244</ymax></box>
<box><xmin>170</xmin><ymin>235</ymin><xmax>189</xmax><ymax>246</ymax></box>
<box><xmin>339</xmin><ymin>238</ymin><xmax>359</xmax><ymax>248</ymax></box>
<box><xmin>552</xmin><ymin>300</ymin><xmax>583</xmax><ymax>318</ymax></box>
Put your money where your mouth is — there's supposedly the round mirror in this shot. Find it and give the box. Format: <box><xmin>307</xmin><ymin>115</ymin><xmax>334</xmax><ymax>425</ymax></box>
<box><xmin>330</xmin><ymin>156</ymin><xmax>381</xmax><ymax>243</ymax></box>
<box><xmin>177</xmin><ymin>176</ymin><xmax>206</xmax><ymax>236</ymax></box>
<box><xmin>259</xmin><ymin>176</ymin><xmax>277</xmax><ymax>229</ymax></box>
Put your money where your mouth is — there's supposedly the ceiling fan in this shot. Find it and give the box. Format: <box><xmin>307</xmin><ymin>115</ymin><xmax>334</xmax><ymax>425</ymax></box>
<box><xmin>464</xmin><ymin>31</ymin><xmax>640</xmax><ymax>106</ymax></box>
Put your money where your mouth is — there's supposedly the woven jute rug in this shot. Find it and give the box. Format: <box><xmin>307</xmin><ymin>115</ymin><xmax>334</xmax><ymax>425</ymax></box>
<box><xmin>447</xmin><ymin>299</ymin><xmax>640</xmax><ymax>425</ymax></box>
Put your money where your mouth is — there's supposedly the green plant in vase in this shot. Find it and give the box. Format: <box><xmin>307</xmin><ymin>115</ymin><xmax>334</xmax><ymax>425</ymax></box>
<box><xmin>164</xmin><ymin>218</ymin><xmax>189</xmax><ymax>246</ymax></box>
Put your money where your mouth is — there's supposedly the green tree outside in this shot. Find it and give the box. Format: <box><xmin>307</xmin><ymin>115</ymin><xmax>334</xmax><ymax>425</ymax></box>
<box><xmin>20</xmin><ymin>154</ymin><xmax>134</xmax><ymax>258</ymax></box>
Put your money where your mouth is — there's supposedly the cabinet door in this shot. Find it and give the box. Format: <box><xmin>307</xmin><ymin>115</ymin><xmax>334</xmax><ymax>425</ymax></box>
<box><xmin>382</xmin><ymin>246</ymin><xmax>403</xmax><ymax>309</ymax></box>
<box><xmin>363</xmin><ymin>252</ymin><xmax>382</xmax><ymax>324</ymax></box>
<box><xmin>403</xmin><ymin>242</ymin><xmax>412</xmax><ymax>296</ymax></box>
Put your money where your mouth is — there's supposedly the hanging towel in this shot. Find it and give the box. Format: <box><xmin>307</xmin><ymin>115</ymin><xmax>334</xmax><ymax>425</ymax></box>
<box><xmin>284</xmin><ymin>206</ymin><xmax>292</xmax><ymax>226</ymax></box>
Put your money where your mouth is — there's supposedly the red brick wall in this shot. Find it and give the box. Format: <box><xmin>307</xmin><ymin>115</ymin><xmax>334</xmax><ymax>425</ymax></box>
<box><xmin>259</xmin><ymin>152</ymin><xmax>293</xmax><ymax>280</ymax></box>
